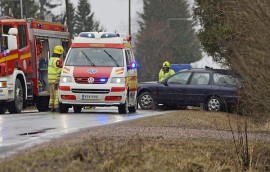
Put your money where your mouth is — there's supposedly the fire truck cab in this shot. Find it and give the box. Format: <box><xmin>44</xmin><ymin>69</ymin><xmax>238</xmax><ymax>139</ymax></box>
<box><xmin>58</xmin><ymin>32</ymin><xmax>138</xmax><ymax>114</ymax></box>
<box><xmin>0</xmin><ymin>17</ymin><xmax>70</xmax><ymax>114</ymax></box>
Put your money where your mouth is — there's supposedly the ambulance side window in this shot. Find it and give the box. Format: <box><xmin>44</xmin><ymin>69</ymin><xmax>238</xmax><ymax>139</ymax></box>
<box><xmin>18</xmin><ymin>25</ymin><xmax>27</xmax><ymax>49</ymax></box>
<box><xmin>125</xmin><ymin>50</ymin><xmax>132</xmax><ymax>67</ymax></box>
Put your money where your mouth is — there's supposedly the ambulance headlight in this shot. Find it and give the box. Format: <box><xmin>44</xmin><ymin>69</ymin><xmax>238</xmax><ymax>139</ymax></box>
<box><xmin>110</xmin><ymin>77</ymin><xmax>125</xmax><ymax>84</ymax></box>
<box><xmin>60</xmin><ymin>76</ymin><xmax>72</xmax><ymax>83</ymax></box>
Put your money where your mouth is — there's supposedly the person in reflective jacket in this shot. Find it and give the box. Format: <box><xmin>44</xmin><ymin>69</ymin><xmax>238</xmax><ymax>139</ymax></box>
<box><xmin>48</xmin><ymin>45</ymin><xmax>64</xmax><ymax>112</ymax></box>
<box><xmin>159</xmin><ymin>61</ymin><xmax>175</xmax><ymax>81</ymax></box>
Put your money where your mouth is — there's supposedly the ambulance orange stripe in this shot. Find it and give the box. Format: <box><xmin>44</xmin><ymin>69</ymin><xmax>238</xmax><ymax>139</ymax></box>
<box><xmin>63</xmin><ymin>67</ymin><xmax>70</xmax><ymax>71</ymax></box>
<box><xmin>115</xmin><ymin>68</ymin><xmax>124</xmax><ymax>72</ymax></box>
<box><xmin>71</xmin><ymin>43</ymin><xmax>124</xmax><ymax>48</ymax></box>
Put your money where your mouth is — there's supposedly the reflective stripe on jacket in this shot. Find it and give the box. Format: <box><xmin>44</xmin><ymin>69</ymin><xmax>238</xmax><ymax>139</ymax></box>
<box><xmin>48</xmin><ymin>57</ymin><xmax>62</xmax><ymax>84</ymax></box>
<box><xmin>159</xmin><ymin>69</ymin><xmax>175</xmax><ymax>81</ymax></box>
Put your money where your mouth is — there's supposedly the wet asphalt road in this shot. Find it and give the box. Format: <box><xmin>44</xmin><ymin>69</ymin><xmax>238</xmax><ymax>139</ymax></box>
<box><xmin>0</xmin><ymin>107</ymin><xmax>167</xmax><ymax>159</ymax></box>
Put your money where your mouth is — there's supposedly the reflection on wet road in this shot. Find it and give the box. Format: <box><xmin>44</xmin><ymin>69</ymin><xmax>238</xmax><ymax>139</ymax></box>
<box><xmin>0</xmin><ymin>107</ymin><xmax>167</xmax><ymax>159</ymax></box>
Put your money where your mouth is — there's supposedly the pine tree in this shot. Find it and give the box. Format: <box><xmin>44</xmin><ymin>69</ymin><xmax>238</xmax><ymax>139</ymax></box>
<box><xmin>0</xmin><ymin>0</ymin><xmax>38</xmax><ymax>18</ymax></box>
<box><xmin>75</xmin><ymin>0</ymin><xmax>103</xmax><ymax>34</ymax></box>
<box><xmin>37</xmin><ymin>0</ymin><xmax>59</xmax><ymax>21</ymax></box>
<box><xmin>61</xmin><ymin>2</ymin><xmax>76</xmax><ymax>37</ymax></box>
<box><xmin>135</xmin><ymin>0</ymin><xmax>202</xmax><ymax>82</ymax></box>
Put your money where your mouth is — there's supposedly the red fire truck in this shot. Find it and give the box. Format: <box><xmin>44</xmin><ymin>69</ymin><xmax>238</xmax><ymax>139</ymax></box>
<box><xmin>0</xmin><ymin>17</ymin><xmax>70</xmax><ymax>114</ymax></box>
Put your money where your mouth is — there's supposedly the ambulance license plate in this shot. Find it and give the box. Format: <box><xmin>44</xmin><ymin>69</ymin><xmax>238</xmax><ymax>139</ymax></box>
<box><xmin>82</xmin><ymin>94</ymin><xmax>100</xmax><ymax>100</ymax></box>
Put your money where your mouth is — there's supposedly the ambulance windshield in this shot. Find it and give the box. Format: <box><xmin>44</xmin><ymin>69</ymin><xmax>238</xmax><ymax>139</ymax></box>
<box><xmin>65</xmin><ymin>48</ymin><xmax>124</xmax><ymax>67</ymax></box>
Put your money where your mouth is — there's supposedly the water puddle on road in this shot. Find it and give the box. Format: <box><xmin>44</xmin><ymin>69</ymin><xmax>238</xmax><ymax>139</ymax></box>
<box><xmin>19</xmin><ymin>128</ymin><xmax>56</xmax><ymax>136</ymax></box>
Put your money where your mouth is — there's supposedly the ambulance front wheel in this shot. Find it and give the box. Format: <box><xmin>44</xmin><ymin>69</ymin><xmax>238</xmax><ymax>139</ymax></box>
<box><xmin>0</xmin><ymin>103</ymin><xmax>6</xmax><ymax>114</ymax></box>
<box><xmin>59</xmin><ymin>103</ymin><xmax>69</xmax><ymax>113</ymax></box>
<box><xmin>36</xmin><ymin>96</ymin><xmax>49</xmax><ymax>112</ymax></box>
<box><xmin>73</xmin><ymin>105</ymin><xmax>82</xmax><ymax>113</ymax></box>
<box><xmin>118</xmin><ymin>99</ymin><xmax>128</xmax><ymax>114</ymax></box>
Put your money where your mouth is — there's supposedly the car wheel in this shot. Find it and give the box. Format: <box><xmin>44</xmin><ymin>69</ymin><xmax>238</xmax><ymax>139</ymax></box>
<box><xmin>207</xmin><ymin>96</ymin><xmax>222</xmax><ymax>111</ymax></box>
<box><xmin>8</xmin><ymin>79</ymin><xmax>24</xmax><ymax>114</ymax></box>
<box><xmin>73</xmin><ymin>105</ymin><xmax>82</xmax><ymax>113</ymax></box>
<box><xmin>138</xmin><ymin>92</ymin><xmax>156</xmax><ymax>110</ymax></box>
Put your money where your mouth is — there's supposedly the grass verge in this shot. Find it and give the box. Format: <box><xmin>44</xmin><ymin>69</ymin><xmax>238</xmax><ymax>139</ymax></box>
<box><xmin>0</xmin><ymin>110</ymin><xmax>269</xmax><ymax>171</ymax></box>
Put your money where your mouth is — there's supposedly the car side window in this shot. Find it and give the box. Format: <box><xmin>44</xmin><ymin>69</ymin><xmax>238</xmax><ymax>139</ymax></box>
<box><xmin>190</xmin><ymin>73</ymin><xmax>210</xmax><ymax>85</ymax></box>
<box><xmin>213</xmin><ymin>73</ymin><xmax>240</xmax><ymax>87</ymax></box>
<box><xmin>167</xmin><ymin>72</ymin><xmax>191</xmax><ymax>84</ymax></box>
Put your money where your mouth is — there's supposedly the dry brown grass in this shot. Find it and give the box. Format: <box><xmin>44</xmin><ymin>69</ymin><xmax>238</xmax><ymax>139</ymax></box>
<box><xmin>0</xmin><ymin>110</ymin><xmax>269</xmax><ymax>172</ymax></box>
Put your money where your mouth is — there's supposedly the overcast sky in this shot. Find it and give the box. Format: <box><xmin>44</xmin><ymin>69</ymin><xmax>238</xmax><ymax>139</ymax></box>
<box><xmin>54</xmin><ymin>0</ymin><xmax>196</xmax><ymax>34</ymax></box>
<box><xmin>55</xmin><ymin>0</ymin><xmax>143</xmax><ymax>34</ymax></box>
<box><xmin>55</xmin><ymin>0</ymin><xmax>221</xmax><ymax>68</ymax></box>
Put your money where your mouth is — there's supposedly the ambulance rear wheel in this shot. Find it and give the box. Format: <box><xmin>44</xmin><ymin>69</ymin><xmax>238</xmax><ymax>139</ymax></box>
<box><xmin>36</xmin><ymin>96</ymin><xmax>49</xmax><ymax>112</ymax></box>
<box><xmin>8</xmin><ymin>79</ymin><xmax>23</xmax><ymax>114</ymax></box>
<box><xmin>118</xmin><ymin>99</ymin><xmax>128</xmax><ymax>114</ymax></box>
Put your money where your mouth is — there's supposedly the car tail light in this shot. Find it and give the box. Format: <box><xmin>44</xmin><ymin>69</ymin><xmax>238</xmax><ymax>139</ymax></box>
<box><xmin>61</xmin><ymin>95</ymin><xmax>76</xmax><ymax>100</ymax></box>
<box><xmin>111</xmin><ymin>87</ymin><xmax>125</xmax><ymax>92</ymax></box>
<box><xmin>58</xmin><ymin>86</ymin><xmax>71</xmax><ymax>91</ymax></box>
<box><xmin>105</xmin><ymin>96</ymin><xmax>122</xmax><ymax>101</ymax></box>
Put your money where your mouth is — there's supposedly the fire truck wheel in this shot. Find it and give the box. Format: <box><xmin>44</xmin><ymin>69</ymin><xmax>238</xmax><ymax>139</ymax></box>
<box><xmin>36</xmin><ymin>96</ymin><xmax>49</xmax><ymax>112</ymax></box>
<box><xmin>73</xmin><ymin>105</ymin><xmax>82</xmax><ymax>113</ymax></box>
<box><xmin>118</xmin><ymin>99</ymin><xmax>128</xmax><ymax>114</ymax></box>
<box><xmin>59</xmin><ymin>103</ymin><xmax>69</xmax><ymax>113</ymax></box>
<box><xmin>8</xmin><ymin>79</ymin><xmax>23</xmax><ymax>114</ymax></box>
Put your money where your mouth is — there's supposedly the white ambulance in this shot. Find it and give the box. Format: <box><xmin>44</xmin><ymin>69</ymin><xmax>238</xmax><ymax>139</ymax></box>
<box><xmin>58</xmin><ymin>32</ymin><xmax>138</xmax><ymax>114</ymax></box>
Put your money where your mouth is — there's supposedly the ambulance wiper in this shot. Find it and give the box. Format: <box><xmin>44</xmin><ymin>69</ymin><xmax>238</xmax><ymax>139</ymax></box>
<box><xmin>103</xmin><ymin>50</ymin><xmax>120</xmax><ymax>67</ymax></box>
<box><xmin>82</xmin><ymin>50</ymin><xmax>95</xmax><ymax>66</ymax></box>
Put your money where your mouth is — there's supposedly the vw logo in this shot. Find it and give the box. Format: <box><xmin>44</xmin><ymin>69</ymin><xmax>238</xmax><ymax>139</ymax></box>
<box><xmin>87</xmin><ymin>77</ymin><xmax>95</xmax><ymax>84</ymax></box>
<box><xmin>87</xmin><ymin>69</ymin><xmax>97</xmax><ymax>74</ymax></box>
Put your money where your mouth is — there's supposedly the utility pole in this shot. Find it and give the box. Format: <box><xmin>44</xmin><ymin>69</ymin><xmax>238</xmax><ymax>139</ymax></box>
<box><xmin>129</xmin><ymin>0</ymin><xmax>131</xmax><ymax>35</ymax></box>
<box><xmin>20</xmin><ymin>0</ymin><xmax>23</xmax><ymax>18</ymax></box>
<box><xmin>65</xmin><ymin>0</ymin><xmax>71</xmax><ymax>34</ymax></box>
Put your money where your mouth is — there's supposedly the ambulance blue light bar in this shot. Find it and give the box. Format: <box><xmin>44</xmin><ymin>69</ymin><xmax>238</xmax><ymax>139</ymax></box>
<box><xmin>101</xmin><ymin>33</ymin><xmax>120</xmax><ymax>38</ymax></box>
<box><xmin>79</xmin><ymin>33</ymin><xmax>95</xmax><ymax>38</ymax></box>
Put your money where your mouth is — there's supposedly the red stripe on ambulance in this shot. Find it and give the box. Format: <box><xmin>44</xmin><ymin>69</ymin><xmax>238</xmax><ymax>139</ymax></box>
<box><xmin>73</xmin><ymin>67</ymin><xmax>112</xmax><ymax>78</ymax></box>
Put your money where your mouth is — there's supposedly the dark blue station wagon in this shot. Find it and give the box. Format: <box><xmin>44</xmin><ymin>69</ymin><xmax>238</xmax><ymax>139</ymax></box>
<box><xmin>138</xmin><ymin>68</ymin><xmax>241</xmax><ymax>112</ymax></box>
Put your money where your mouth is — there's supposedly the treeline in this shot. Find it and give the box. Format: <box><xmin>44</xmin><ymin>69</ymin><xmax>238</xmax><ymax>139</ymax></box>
<box><xmin>194</xmin><ymin>0</ymin><xmax>270</xmax><ymax>117</ymax></box>
<box><xmin>0</xmin><ymin>0</ymin><xmax>104</xmax><ymax>37</ymax></box>
<box><xmin>135</xmin><ymin>0</ymin><xmax>202</xmax><ymax>82</ymax></box>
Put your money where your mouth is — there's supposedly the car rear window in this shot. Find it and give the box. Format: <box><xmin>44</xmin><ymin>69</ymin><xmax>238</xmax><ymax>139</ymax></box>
<box><xmin>213</xmin><ymin>73</ymin><xmax>241</xmax><ymax>87</ymax></box>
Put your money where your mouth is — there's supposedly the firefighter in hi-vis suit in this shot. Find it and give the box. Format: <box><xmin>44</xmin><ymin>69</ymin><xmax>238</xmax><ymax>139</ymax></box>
<box><xmin>159</xmin><ymin>61</ymin><xmax>175</xmax><ymax>81</ymax></box>
<box><xmin>48</xmin><ymin>45</ymin><xmax>64</xmax><ymax>112</ymax></box>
